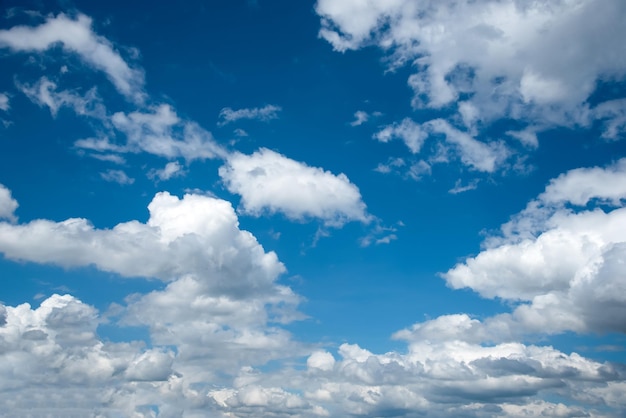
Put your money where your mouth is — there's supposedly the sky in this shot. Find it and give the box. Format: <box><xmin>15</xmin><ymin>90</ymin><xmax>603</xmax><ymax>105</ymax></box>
<box><xmin>0</xmin><ymin>0</ymin><xmax>626</xmax><ymax>416</ymax></box>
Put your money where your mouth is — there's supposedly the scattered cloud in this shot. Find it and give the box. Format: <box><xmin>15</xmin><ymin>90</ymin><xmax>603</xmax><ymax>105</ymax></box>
<box><xmin>0</xmin><ymin>190</ymin><xmax>286</xmax><ymax>294</ymax></box>
<box><xmin>148</xmin><ymin>161</ymin><xmax>186</xmax><ymax>181</ymax></box>
<box><xmin>0</xmin><ymin>92</ymin><xmax>9</xmax><ymax>111</ymax></box>
<box><xmin>316</xmin><ymin>0</ymin><xmax>626</xmax><ymax>139</ymax></box>
<box><xmin>349</xmin><ymin>110</ymin><xmax>369</xmax><ymax>126</ymax></box>
<box><xmin>100</xmin><ymin>169</ymin><xmax>134</xmax><ymax>185</ymax></box>
<box><xmin>234</xmin><ymin>128</ymin><xmax>249</xmax><ymax>137</ymax></box>
<box><xmin>17</xmin><ymin>77</ymin><xmax>107</xmax><ymax>119</ymax></box>
<box><xmin>74</xmin><ymin>104</ymin><xmax>227</xmax><ymax>161</ymax></box>
<box><xmin>0</xmin><ymin>13</ymin><xmax>145</xmax><ymax>101</ymax></box>
<box><xmin>218</xmin><ymin>104</ymin><xmax>281</xmax><ymax>126</ymax></box>
<box><xmin>87</xmin><ymin>153</ymin><xmax>126</xmax><ymax>164</ymax></box>
<box><xmin>219</xmin><ymin>148</ymin><xmax>371</xmax><ymax>226</ymax></box>
<box><xmin>448</xmin><ymin>179</ymin><xmax>479</xmax><ymax>194</ymax></box>
<box><xmin>374</xmin><ymin>157</ymin><xmax>405</xmax><ymax>175</ymax></box>
<box><xmin>374</xmin><ymin>118</ymin><xmax>427</xmax><ymax>154</ymax></box>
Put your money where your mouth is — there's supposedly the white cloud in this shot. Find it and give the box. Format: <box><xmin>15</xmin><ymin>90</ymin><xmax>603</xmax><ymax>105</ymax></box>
<box><xmin>0</xmin><ymin>13</ymin><xmax>144</xmax><ymax>101</ymax></box>
<box><xmin>595</xmin><ymin>99</ymin><xmax>626</xmax><ymax>140</ymax></box>
<box><xmin>448</xmin><ymin>179</ymin><xmax>479</xmax><ymax>194</ymax></box>
<box><xmin>0</xmin><ymin>92</ymin><xmax>9</xmax><ymax>111</ymax></box>
<box><xmin>350</xmin><ymin>110</ymin><xmax>369</xmax><ymax>126</ymax></box>
<box><xmin>0</xmin><ymin>189</ymin><xmax>285</xmax><ymax>297</ymax></box>
<box><xmin>374</xmin><ymin>118</ymin><xmax>509</xmax><ymax>172</ymax></box>
<box><xmin>80</xmin><ymin>104</ymin><xmax>227</xmax><ymax>161</ymax></box>
<box><xmin>148</xmin><ymin>161</ymin><xmax>185</xmax><ymax>181</ymax></box>
<box><xmin>539</xmin><ymin>158</ymin><xmax>626</xmax><ymax>207</ymax></box>
<box><xmin>219</xmin><ymin>148</ymin><xmax>371</xmax><ymax>226</ymax></box>
<box><xmin>17</xmin><ymin>77</ymin><xmax>107</xmax><ymax>119</ymax></box>
<box><xmin>234</xmin><ymin>128</ymin><xmax>249</xmax><ymax>137</ymax></box>
<box><xmin>316</xmin><ymin>0</ymin><xmax>626</xmax><ymax>137</ymax></box>
<box><xmin>374</xmin><ymin>118</ymin><xmax>427</xmax><ymax>153</ymax></box>
<box><xmin>443</xmin><ymin>159</ymin><xmax>626</xmax><ymax>336</ymax></box>
<box><xmin>426</xmin><ymin>119</ymin><xmax>510</xmax><ymax>173</ymax></box>
<box><xmin>0</xmin><ymin>294</ymin><xmax>178</xmax><ymax>416</ymax></box>
<box><xmin>0</xmin><ymin>188</ymin><xmax>310</xmax><ymax>416</ymax></box>
<box><xmin>87</xmin><ymin>153</ymin><xmax>126</xmax><ymax>164</ymax></box>
<box><xmin>374</xmin><ymin>157</ymin><xmax>405</xmax><ymax>174</ymax></box>
<box><xmin>100</xmin><ymin>169</ymin><xmax>134</xmax><ymax>185</ymax></box>
<box><xmin>218</xmin><ymin>104</ymin><xmax>281</xmax><ymax>126</ymax></box>
<box><xmin>0</xmin><ymin>183</ymin><xmax>18</xmax><ymax>222</ymax></box>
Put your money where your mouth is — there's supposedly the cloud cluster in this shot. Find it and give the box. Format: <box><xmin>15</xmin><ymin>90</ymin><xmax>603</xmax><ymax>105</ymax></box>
<box><xmin>317</xmin><ymin>0</ymin><xmax>626</xmax><ymax>179</ymax></box>
<box><xmin>375</xmin><ymin>118</ymin><xmax>509</xmax><ymax>172</ymax></box>
<box><xmin>0</xmin><ymin>186</ymin><xmax>307</xmax><ymax>415</ymax></box>
<box><xmin>219</xmin><ymin>148</ymin><xmax>371</xmax><ymax>226</ymax></box>
<box><xmin>316</xmin><ymin>0</ymin><xmax>626</xmax><ymax>131</ymax></box>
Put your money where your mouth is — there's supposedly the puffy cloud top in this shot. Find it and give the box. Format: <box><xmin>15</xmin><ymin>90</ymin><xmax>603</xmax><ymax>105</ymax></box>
<box><xmin>219</xmin><ymin>148</ymin><xmax>371</xmax><ymax>226</ymax></box>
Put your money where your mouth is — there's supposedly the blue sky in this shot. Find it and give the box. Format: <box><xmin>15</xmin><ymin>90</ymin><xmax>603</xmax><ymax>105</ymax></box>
<box><xmin>1</xmin><ymin>0</ymin><xmax>626</xmax><ymax>416</ymax></box>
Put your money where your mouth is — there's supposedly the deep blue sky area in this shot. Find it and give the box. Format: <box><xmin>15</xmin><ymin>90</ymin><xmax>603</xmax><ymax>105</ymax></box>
<box><xmin>0</xmin><ymin>1</ymin><xmax>625</xmax><ymax>416</ymax></box>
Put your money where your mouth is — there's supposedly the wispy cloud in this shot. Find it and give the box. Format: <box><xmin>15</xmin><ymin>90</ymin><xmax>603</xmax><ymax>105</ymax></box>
<box><xmin>218</xmin><ymin>104</ymin><xmax>281</xmax><ymax>126</ymax></box>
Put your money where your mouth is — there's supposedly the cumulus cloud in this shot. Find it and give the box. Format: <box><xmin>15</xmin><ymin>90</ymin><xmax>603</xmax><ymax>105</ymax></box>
<box><xmin>443</xmin><ymin>158</ymin><xmax>626</xmax><ymax>336</ymax></box>
<box><xmin>0</xmin><ymin>187</ymin><xmax>312</xmax><ymax>416</ymax></box>
<box><xmin>316</xmin><ymin>0</ymin><xmax>626</xmax><ymax>137</ymax></box>
<box><xmin>218</xmin><ymin>104</ymin><xmax>281</xmax><ymax>126</ymax></box>
<box><xmin>0</xmin><ymin>13</ymin><xmax>144</xmax><ymax>101</ymax></box>
<box><xmin>219</xmin><ymin>148</ymin><xmax>371</xmax><ymax>226</ymax></box>
<box><xmin>0</xmin><ymin>183</ymin><xmax>18</xmax><ymax>222</ymax></box>
<box><xmin>0</xmin><ymin>294</ymin><xmax>178</xmax><ymax>416</ymax></box>
<box><xmin>0</xmin><ymin>189</ymin><xmax>285</xmax><ymax>297</ymax></box>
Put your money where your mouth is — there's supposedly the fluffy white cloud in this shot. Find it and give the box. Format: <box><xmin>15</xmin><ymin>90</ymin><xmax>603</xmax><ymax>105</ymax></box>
<box><xmin>0</xmin><ymin>13</ymin><xmax>144</xmax><ymax>101</ymax></box>
<box><xmin>316</xmin><ymin>0</ymin><xmax>626</xmax><ymax>137</ymax></box>
<box><xmin>0</xmin><ymin>189</ymin><xmax>284</xmax><ymax>297</ymax></box>
<box><xmin>0</xmin><ymin>294</ymin><xmax>178</xmax><ymax>416</ymax></box>
<box><xmin>0</xmin><ymin>187</ymin><xmax>308</xmax><ymax>413</ymax></box>
<box><xmin>443</xmin><ymin>159</ymin><xmax>626</xmax><ymax>336</ymax></box>
<box><xmin>219</xmin><ymin>148</ymin><xmax>371</xmax><ymax>226</ymax></box>
<box><xmin>218</xmin><ymin>104</ymin><xmax>281</xmax><ymax>126</ymax></box>
<box><xmin>0</xmin><ymin>183</ymin><xmax>18</xmax><ymax>222</ymax></box>
<box><xmin>539</xmin><ymin>158</ymin><xmax>626</xmax><ymax>207</ymax></box>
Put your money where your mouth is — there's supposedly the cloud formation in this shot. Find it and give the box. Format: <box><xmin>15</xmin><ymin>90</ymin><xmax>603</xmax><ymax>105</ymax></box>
<box><xmin>443</xmin><ymin>158</ymin><xmax>626</xmax><ymax>336</ymax></box>
<box><xmin>316</xmin><ymin>0</ymin><xmax>626</xmax><ymax>136</ymax></box>
<box><xmin>0</xmin><ymin>13</ymin><xmax>145</xmax><ymax>101</ymax></box>
<box><xmin>0</xmin><ymin>184</ymin><xmax>18</xmax><ymax>222</ymax></box>
<box><xmin>218</xmin><ymin>104</ymin><xmax>282</xmax><ymax>126</ymax></box>
<box><xmin>0</xmin><ymin>189</ymin><xmax>284</xmax><ymax>296</ymax></box>
<box><xmin>219</xmin><ymin>148</ymin><xmax>371</xmax><ymax>226</ymax></box>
